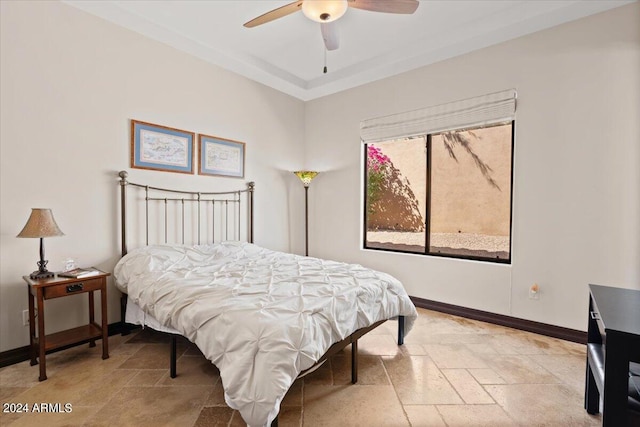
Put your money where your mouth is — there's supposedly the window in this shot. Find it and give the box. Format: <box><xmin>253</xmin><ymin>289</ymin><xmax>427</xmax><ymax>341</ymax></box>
<box><xmin>364</xmin><ymin>121</ymin><xmax>514</xmax><ymax>263</ymax></box>
<box><xmin>366</xmin><ymin>136</ymin><xmax>427</xmax><ymax>254</ymax></box>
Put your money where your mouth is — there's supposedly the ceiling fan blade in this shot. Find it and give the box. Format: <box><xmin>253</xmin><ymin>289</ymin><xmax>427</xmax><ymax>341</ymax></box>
<box><xmin>348</xmin><ymin>0</ymin><xmax>419</xmax><ymax>14</ymax></box>
<box><xmin>244</xmin><ymin>1</ymin><xmax>304</xmax><ymax>28</ymax></box>
<box><xmin>321</xmin><ymin>22</ymin><xmax>340</xmax><ymax>51</ymax></box>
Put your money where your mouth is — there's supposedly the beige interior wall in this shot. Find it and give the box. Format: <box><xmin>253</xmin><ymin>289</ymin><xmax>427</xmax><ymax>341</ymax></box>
<box><xmin>0</xmin><ymin>1</ymin><xmax>305</xmax><ymax>352</ymax></box>
<box><xmin>305</xmin><ymin>3</ymin><xmax>640</xmax><ymax>331</ymax></box>
<box><xmin>1</xmin><ymin>1</ymin><xmax>638</xmax><ymax>353</ymax></box>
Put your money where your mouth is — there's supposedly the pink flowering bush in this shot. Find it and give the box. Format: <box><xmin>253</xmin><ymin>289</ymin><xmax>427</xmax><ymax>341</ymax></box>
<box><xmin>367</xmin><ymin>145</ymin><xmax>391</xmax><ymax>214</ymax></box>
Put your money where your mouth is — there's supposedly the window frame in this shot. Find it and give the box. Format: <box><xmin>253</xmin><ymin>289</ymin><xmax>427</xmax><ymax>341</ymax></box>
<box><xmin>362</xmin><ymin>120</ymin><xmax>515</xmax><ymax>264</ymax></box>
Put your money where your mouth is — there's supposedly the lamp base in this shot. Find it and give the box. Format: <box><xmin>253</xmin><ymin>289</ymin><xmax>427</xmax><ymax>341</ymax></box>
<box><xmin>29</xmin><ymin>270</ymin><xmax>55</xmax><ymax>280</ymax></box>
<box><xmin>30</xmin><ymin>257</ymin><xmax>53</xmax><ymax>280</ymax></box>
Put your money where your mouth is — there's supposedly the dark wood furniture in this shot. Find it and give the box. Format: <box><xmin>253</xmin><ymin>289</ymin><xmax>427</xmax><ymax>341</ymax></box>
<box><xmin>24</xmin><ymin>271</ymin><xmax>110</xmax><ymax>381</ymax></box>
<box><xmin>585</xmin><ymin>284</ymin><xmax>640</xmax><ymax>426</ymax></box>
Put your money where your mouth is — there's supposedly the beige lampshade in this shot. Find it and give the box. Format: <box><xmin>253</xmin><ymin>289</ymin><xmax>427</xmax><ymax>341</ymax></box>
<box><xmin>294</xmin><ymin>171</ymin><xmax>319</xmax><ymax>187</ymax></box>
<box><xmin>17</xmin><ymin>209</ymin><xmax>65</xmax><ymax>238</ymax></box>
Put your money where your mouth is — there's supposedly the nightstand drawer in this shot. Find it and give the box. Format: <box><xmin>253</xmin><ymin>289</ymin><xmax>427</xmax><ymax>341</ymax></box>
<box><xmin>43</xmin><ymin>277</ymin><xmax>103</xmax><ymax>299</ymax></box>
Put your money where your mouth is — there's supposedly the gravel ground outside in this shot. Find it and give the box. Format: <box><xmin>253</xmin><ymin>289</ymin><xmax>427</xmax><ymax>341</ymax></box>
<box><xmin>366</xmin><ymin>231</ymin><xmax>510</xmax><ymax>259</ymax></box>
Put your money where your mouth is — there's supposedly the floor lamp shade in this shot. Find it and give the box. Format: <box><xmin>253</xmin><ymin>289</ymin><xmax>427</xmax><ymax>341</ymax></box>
<box><xmin>294</xmin><ymin>171</ymin><xmax>318</xmax><ymax>187</ymax></box>
<box><xmin>17</xmin><ymin>208</ymin><xmax>64</xmax><ymax>279</ymax></box>
<box><xmin>293</xmin><ymin>171</ymin><xmax>319</xmax><ymax>256</ymax></box>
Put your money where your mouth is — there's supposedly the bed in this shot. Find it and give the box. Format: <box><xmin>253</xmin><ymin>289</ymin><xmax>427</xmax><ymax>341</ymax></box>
<box><xmin>114</xmin><ymin>171</ymin><xmax>417</xmax><ymax>427</ymax></box>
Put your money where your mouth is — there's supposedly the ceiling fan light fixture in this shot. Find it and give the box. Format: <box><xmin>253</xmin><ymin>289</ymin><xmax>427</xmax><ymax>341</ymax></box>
<box><xmin>302</xmin><ymin>0</ymin><xmax>348</xmax><ymax>23</ymax></box>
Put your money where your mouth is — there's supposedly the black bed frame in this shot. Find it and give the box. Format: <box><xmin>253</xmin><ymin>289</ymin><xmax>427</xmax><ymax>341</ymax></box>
<box><xmin>117</xmin><ymin>170</ymin><xmax>405</xmax><ymax>426</ymax></box>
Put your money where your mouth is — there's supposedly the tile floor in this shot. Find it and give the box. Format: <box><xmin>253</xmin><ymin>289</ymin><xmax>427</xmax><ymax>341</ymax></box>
<box><xmin>0</xmin><ymin>308</ymin><xmax>601</xmax><ymax>426</ymax></box>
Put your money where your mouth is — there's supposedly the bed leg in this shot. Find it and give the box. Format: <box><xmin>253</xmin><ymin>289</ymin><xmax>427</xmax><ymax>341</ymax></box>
<box><xmin>271</xmin><ymin>416</ymin><xmax>278</xmax><ymax>427</ymax></box>
<box><xmin>120</xmin><ymin>294</ymin><xmax>130</xmax><ymax>336</ymax></box>
<box><xmin>398</xmin><ymin>316</ymin><xmax>405</xmax><ymax>346</ymax></box>
<box><xmin>170</xmin><ymin>335</ymin><xmax>177</xmax><ymax>378</ymax></box>
<box><xmin>351</xmin><ymin>339</ymin><xmax>358</xmax><ymax>384</ymax></box>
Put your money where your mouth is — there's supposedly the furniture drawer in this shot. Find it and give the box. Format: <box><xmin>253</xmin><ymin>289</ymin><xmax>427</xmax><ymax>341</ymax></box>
<box><xmin>43</xmin><ymin>277</ymin><xmax>103</xmax><ymax>299</ymax></box>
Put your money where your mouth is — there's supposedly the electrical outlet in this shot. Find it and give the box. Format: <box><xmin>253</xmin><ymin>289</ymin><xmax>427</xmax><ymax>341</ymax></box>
<box><xmin>529</xmin><ymin>283</ymin><xmax>540</xmax><ymax>300</ymax></box>
<box><xmin>22</xmin><ymin>310</ymin><xmax>29</xmax><ymax>326</ymax></box>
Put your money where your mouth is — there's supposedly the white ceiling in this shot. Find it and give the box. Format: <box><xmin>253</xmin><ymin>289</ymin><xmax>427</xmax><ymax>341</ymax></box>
<box><xmin>64</xmin><ymin>0</ymin><xmax>634</xmax><ymax>101</ymax></box>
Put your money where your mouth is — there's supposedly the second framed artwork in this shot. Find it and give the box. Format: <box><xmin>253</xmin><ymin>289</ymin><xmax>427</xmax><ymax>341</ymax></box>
<box><xmin>198</xmin><ymin>134</ymin><xmax>245</xmax><ymax>178</ymax></box>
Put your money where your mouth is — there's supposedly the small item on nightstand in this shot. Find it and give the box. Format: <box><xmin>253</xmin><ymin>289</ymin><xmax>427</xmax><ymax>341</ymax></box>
<box><xmin>61</xmin><ymin>258</ymin><xmax>78</xmax><ymax>272</ymax></box>
<box><xmin>58</xmin><ymin>267</ymin><xmax>101</xmax><ymax>278</ymax></box>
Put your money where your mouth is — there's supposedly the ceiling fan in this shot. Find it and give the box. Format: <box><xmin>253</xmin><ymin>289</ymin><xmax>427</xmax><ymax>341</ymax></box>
<box><xmin>243</xmin><ymin>0</ymin><xmax>420</xmax><ymax>51</ymax></box>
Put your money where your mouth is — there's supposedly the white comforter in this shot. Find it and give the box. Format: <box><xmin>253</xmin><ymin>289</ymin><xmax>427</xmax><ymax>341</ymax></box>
<box><xmin>114</xmin><ymin>242</ymin><xmax>417</xmax><ymax>426</ymax></box>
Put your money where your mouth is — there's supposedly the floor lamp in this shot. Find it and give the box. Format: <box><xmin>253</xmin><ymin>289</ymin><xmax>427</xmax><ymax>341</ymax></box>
<box><xmin>294</xmin><ymin>171</ymin><xmax>319</xmax><ymax>256</ymax></box>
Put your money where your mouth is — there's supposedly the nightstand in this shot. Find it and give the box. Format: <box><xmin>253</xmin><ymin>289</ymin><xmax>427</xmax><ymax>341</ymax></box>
<box><xmin>23</xmin><ymin>271</ymin><xmax>110</xmax><ymax>381</ymax></box>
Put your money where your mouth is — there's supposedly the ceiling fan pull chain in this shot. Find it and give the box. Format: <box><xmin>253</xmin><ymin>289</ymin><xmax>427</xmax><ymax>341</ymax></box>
<box><xmin>323</xmin><ymin>48</ymin><xmax>328</xmax><ymax>74</ymax></box>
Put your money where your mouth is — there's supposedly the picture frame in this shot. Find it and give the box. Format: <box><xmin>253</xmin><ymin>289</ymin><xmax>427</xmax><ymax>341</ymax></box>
<box><xmin>198</xmin><ymin>134</ymin><xmax>245</xmax><ymax>178</ymax></box>
<box><xmin>131</xmin><ymin>120</ymin><xmax>195</xmax><ymax>174</ymax></box>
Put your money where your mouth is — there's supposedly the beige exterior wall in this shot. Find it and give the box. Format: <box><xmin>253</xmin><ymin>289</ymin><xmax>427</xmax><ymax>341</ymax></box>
<box><xmin>431</xmin><ymin>124</ymin><xmax>512</xmax><ymax>236</ymax></box>
<box><xmin>368</xmin><ymin>137</ymin><xmax>426</xmax><ymax>231</ymax></box>
<box><xmin>370</xmin><ymin>124</ymin><xmax>512</xmax><ymax>236</ymax></box>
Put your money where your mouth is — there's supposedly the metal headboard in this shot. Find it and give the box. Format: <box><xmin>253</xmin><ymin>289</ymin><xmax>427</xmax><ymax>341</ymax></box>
<box><xmin>118</xmin><ymin>170</ymin><xmax>254</xmax><ymax>258</ymax></box>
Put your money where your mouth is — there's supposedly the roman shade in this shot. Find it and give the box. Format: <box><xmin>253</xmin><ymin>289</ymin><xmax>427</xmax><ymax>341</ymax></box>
<box><xmin>360</xmin><ymin>89</ymin><xmax>517</xmax><ymax>143</ymax></box>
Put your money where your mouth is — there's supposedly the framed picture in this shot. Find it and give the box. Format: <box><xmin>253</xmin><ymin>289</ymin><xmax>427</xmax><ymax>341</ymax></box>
<box><xmin>131</xmin><ymin>120</ymin><xmax>195</xmax><ymax>174</ymax></box>
<box><xmin>198</xmin><ymin>134</ymin><xmax>245</xmax><ymax>178</ymax></box>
